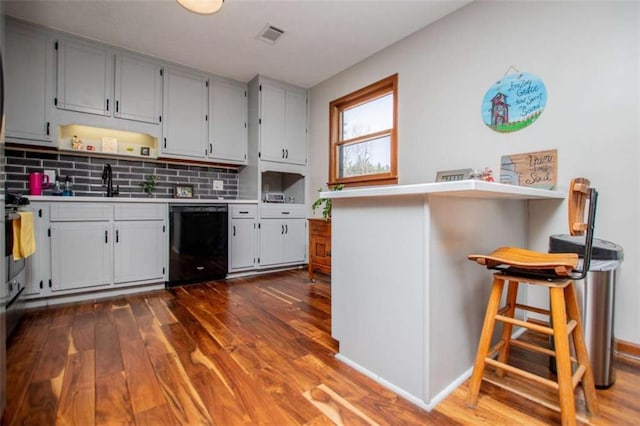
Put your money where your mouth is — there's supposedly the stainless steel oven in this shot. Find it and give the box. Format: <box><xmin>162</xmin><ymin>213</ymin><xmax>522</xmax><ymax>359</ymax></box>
<box><xmin>5</xmin><ymin>208</ymin><xmax>27</xmax><ymax>338</ymax></box>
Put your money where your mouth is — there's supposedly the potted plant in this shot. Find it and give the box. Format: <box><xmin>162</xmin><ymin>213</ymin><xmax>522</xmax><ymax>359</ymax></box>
<box><xmin>311</xmin><ymin>184</ymin><xmax>344</xmax><ymax>220</ymax></box>
<box><xmin>139</xmin><ymin>175</ymin><xmax>158</xmax><ymax>197</ymax></box>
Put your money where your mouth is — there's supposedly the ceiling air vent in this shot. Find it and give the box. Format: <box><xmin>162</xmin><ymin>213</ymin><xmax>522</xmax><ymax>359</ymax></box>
<box><xmin>258</xmin><ymin>24</ymin><xmax>285</xmax><ymax>45</ymax></box>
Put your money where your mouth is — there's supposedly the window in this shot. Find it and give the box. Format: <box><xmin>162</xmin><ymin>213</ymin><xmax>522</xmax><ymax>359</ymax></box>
<box><xmin>329</xmin><ymin>74</ymin><xmax>398</xmax><ymax>186</ymax></box>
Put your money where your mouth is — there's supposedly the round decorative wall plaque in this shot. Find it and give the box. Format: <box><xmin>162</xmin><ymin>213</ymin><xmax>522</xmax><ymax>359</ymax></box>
<box><xmin>481</xmin><ymin>72</ymin><xmax>547</xmax><ymax>133</ymax></box>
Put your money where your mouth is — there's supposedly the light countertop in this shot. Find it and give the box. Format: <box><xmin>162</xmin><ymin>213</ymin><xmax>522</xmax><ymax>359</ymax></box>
<box><xmin>320</xmin><ymin>180</ymin><xmax>565</xmax><ymax>200</ymax></box>
<box><xmin>26</xmin><ymin>196</ymin><xmax>259</xmax><ymax>204</ymax></box>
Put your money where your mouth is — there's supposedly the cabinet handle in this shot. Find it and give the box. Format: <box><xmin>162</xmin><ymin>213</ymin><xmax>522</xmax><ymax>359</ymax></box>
<box><xmin>46</xmin><ymin>122</ymin><xmax>50</xmax><ymax>136</ymax></box>
<box><xmin>116</xmin><ymin>229</ymin><xmax>119</xmax><ymax>243</ymax></box>
<box><xmin>285</xmin><ymin>224</ymin><xmax>288</xmax><ymax>234</ymax></box>
<box><xmin>106</xmin><ymin>99</ymin><xmax>110</xmax><ymax>112</ymax></box>
<box><xmin>285</xmin><ymin>149</ymin><xmax>289</xmax><ymax>159</ymax></box>
<box><xmin>282</xmin><ymin>148</ymin><xmax>285</xmax><ymax>158</ymax></box>
<box><xmin>281</xmin><ymin>211</ymin><xmax>290</xmax><ymax>215</ymax></box>
<box><xmin>105</xmin><ymin>230</ymin><xmax>108</xmax><ymax>243</ymax></box>
<box><xmin>38</xmin><ymin>209</ymin><xmax>42</xmax><ymax>217</ymax></box>
<box><xmin>239</xmin><ymin>211</ymin><xmax>249</xmax><ymax>214</ymax></box>
<box><xmin>116</xmin><ymin>100</ymin><xmax>119</xmax><ymax>113</ymax></box>
<box><xmin>281</xmin><ymin>225</ymin><xmax>285</xmax><ymax>234</ymax></box>
<box><xmin>210</xmin><ymin>143</ymin><xmax>213</xmax><ymax>153</ymax></box>
<box><xmin>233</xmin><ymin>225</ymin><xmax>236</xmax><ymax>236</ymax></box>
<box><xmin>164</xmin><ymin>137</ymin><xmax>167</xmax><ymax>148</ymax></box>
<box><xmin>39</xmin><ymin>280</ymin><xmax>43</xmax><ymax>289</ymax></box>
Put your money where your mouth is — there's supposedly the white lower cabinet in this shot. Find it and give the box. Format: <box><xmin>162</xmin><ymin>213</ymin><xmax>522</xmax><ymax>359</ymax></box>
<box><xmin>114</xmin><ymin>221</ymin><xmax>166</xmax><ymax>284</ymax></box>
<box><xmin>229</xmin><ymin>205</ymin><xmax>257</xmax><ymax>272</ymax></box>
<box><xmin>258</xmin><ymin>204</ymin><xmax>306</xmax><ymax>268</ymax></box>
<box><xmin>26</xmin><ymin>202</ymin><xmax>167</xmax><ymax>298</ymax></box>
<box><xmin>24</xmin><ymin>204</ymin><xmax>51</xmax><ymax>296</ymax></box>
<box><xmin>51</xmin><ymin>221</ymin><xmax>113</xmax><ymax>291</ymax></box>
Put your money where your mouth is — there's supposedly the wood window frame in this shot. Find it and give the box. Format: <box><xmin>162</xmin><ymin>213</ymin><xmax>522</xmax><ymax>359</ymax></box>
<box><xmin>328</xmin><ymin>74</ymin><xmax>398</xmax><ymax>187</ymax></box>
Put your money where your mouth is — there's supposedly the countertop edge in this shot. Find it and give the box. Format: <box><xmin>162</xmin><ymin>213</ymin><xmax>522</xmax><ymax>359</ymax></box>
<box><xmin>25</xmin><ymin>196</ymin><xmax>260</xmax><ymax>204</ymax></box>
<box><xmin>320</xmin><ymin>181</ymin><xmax>566</xmax><ymax>200</ymax></box>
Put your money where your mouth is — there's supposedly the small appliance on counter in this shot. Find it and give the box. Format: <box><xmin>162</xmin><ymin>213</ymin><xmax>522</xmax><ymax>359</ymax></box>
<box><xmin>263</xmin><ymin>192</ymin><xmax>285</xmax><ymax>203</ymax></box>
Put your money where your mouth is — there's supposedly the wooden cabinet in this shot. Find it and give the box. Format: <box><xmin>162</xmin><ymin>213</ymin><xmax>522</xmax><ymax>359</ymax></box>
<box><xmin>208</xmin><ymin>77</ymin><xmax>248</xmax><ymax>164</ymax></box>
<box><xmin>4</xmin><ymin>21</ymin><xmax>54</xmax><ymax>145</ymax></box>
<box><xmin>229</xmin><ymin>205</ymin><xmax>257</xmax><ymax>271</ymax></box>
<box><xmin>56</xmin><ymin>37</ymin><xmax>113</xmax><ymax>116</ymax></box>
<box><xmin>307</xmin><ymin>219</ymin><xmax>331</xmax><ymax>281</ymax></box>
<box><xmin>114</xmin><ymin>53</ymin><xmax>163</xmax><ymax>125</ymax></box>
<box><xmin>256</xmin><ymin>77</ymin><xmax>308</xmax><ymax>166</ymax></box>
<box><xmin>161</xmin><ymin>66</ymin><xmax>209</xmax><ymax>160</ymax></box>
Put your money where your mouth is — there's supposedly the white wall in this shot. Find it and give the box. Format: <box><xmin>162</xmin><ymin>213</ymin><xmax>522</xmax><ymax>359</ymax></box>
<box><xmin>308</xmin><ymin>1</ymin><xmax>640</xmax><ymax>344</ymax></box>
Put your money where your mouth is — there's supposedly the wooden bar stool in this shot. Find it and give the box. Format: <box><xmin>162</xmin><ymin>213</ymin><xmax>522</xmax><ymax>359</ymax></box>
<box><xmin>466</xmin><ymin>178</ymin><xmax>599</xmax><ymax>426</ymax></box>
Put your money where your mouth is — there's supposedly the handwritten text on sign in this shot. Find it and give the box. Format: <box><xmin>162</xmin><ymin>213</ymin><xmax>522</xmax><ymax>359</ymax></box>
<box><xmin>500</xmin><ymin>149</ymin><xmax>557</xmax><ymax>190</ymax></box>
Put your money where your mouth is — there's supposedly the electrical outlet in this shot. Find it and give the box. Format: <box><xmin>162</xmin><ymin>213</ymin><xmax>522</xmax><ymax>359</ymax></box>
<box><xmin>213</xmin><ymin>180</ymin><xmax>224</xmax><ymax>191</ymax></box>
<box><xmin>44</xmin><ymin>169</ymin><xmax>56</xmax><ymax>184</ymax></box>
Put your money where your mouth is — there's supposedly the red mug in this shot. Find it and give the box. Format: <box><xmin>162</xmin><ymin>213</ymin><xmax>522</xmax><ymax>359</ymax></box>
<box><xmin>29</xmin><ymin>172</ymin><xmax>50</xmax><ymax>196</ymax></box>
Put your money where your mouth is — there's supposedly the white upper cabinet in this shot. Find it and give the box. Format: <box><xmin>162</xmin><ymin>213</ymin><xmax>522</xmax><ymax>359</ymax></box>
<box><xmin>4</xmin><ymin>22</ymin><xmax>54</xmax><ymax>144</ymax></box>
<box><xmin>258</xmin><ymin>78</ymin><xmax>308</xmax><ymax>166</ymax></box>
<box><xmin>114</xmin><ymin>53</ymin><xmax>163</xmax><ymax>125</ymax></box>
<box><xmin>284</xmin><ymin>89</ymin><xmax>308</xmax><ymax>165</ymax></box>
<box><xmin>208</xmin><ymin>77</ymin><xmax>247</xmax><ymax>164</ymax></box>
<box><xmin>161</xmin><ymin>67</ymin><xmax>209</xmax><ymax>160</ymax></box>
<box><xmin>56</xmin><ymin>38</ymin><xmax>113</xmax><ymax>116</ymax></box>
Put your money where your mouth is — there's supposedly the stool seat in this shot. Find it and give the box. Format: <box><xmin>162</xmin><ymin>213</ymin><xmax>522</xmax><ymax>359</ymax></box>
<box><xmin>466</xmin><ymin>178</ymin><xmax>599</xmax><ymax>426</ymax></box>
<box><xmin>469</xmin><ymin>246</ymin><xmax>579</xmax><ymax>276</ymax></box>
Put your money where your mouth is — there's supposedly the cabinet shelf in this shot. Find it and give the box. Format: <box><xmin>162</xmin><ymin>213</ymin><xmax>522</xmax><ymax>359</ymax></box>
<box><xmin>58</xmin><ymin>124</ymin><xmax>158</xmax><ymax>159</ymax></box>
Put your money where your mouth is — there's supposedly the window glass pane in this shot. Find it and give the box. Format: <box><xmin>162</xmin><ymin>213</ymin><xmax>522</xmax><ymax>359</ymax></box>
<box><xmin>342</xmin><ymin>93</ymin><xmax>393</xmax><ymax>140</ymax></box>
<box><xmin>339</xmin><ymin>135</ymin><xmax>391</xmax><ymax>178</ymax></box>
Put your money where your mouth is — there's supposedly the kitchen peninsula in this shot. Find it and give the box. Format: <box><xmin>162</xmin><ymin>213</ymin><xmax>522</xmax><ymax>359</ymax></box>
<box><xmin>320</xmin><ymin>180</ymin><xmax>564</xmax><ymax>410</ymax></box>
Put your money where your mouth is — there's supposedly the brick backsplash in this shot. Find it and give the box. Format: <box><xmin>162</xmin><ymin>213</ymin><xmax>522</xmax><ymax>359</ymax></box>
<box><xmin>5</xmin><ymin>149</ymin><xmax>239</xmax><ymax>199</ymax></box>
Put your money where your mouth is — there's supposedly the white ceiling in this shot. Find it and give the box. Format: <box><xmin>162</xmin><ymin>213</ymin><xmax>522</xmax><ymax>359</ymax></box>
<box><xmin>3</xmin><ymin>0</ymin><xmax>472</xmax><ymax>88</ymax></box>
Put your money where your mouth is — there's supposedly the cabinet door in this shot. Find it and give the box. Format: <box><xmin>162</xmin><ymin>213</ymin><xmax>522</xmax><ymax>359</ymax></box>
<box><xmin>162</xmin><ymin>67</ymin><xmax>208</xmax><ymax>159</ymax></box>
<box><xmin>258</xmin><ymin>219</ymin><xmax>284</xmax><ymax>267</ymax></box>
<box><xmin>114</xmin><ymin>53</ymin><xmax>163</xmax><ymax>124</ymax></box>
<box><xmin>259</xmin><ymin>81</ymin><xmax>286</xmax><ymax>162</ymax></box>
<box><xmin>209</xmin><ymin>78</ymin><xmax>248</xmax><ymax>164</ymax></box>
<box><xmin>230</xmin><ymin>219</ymin><xmax>256</xmax><ymax>270</ymax></box>
<box><xmin>114</xmin><ymin>221</ymin><xmax>166</xmax><ymax>284</ymax></box>
<box><xmin>50</xmin><ymin>222</ymin><xmax>112</xmax><ymax>291</ymax></box>
<box><xmin>24</xmin><ymin>205</ymin><xmax>51</xmax><ymax>296</ymax></box>
<box><xmin>56</xmin><ymin>38</ymin><xmax>112</xmax><ymax>116</ymax></box>
<box><xmin>282</xmin><ymin>219</ymin><xmax>306</xmax><ymax>264</ymax></box>
<box><xmin>284</xmin><ymin>89</ymin><xmax>308</xmax><ymax>165</ymax></box>
<box><xmin>5</xmin><ymin>24</ymin><xmax>53</xmax><ymax>143</ymax></box>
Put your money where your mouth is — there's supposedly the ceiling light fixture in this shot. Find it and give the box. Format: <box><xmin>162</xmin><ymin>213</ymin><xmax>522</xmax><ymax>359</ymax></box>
<box><xmin>177</xmin><ymin>0</ymin><xmax>224</xmax><ymax>15</ymax></box>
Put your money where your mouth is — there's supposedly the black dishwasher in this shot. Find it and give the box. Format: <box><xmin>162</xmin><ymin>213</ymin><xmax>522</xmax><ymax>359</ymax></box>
<box><xmin>167</xmin><ymin>205</ymin><xmax>228</xmax><ymax>287</ymax></box>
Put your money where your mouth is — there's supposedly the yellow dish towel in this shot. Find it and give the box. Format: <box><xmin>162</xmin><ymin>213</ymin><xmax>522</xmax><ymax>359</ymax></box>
<box><xmin>13</xmin><ymin>211</ymin><xmax>36</xmax><ymax>260</ymax></box>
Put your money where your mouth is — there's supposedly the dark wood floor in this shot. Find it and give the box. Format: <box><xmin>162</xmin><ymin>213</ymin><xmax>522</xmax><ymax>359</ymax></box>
<box><xmin>3</xmin><ymin>269</ymin><xmax>639</xmax><ymax>425</ymax></box>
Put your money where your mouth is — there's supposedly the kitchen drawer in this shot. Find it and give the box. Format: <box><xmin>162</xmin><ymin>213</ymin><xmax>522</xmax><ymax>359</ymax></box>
<box><xmin>114</xmin><ymin>203</ymin><xmax>166</xmax><ymax>221</ymax></box>
<box><xmin>50</xmin><ymin>203</ymin><xmax>112</xmax><ymax>222</ymax></box>
<box><xmin>260</xmin><ymin>204</ymin><xmax>305</xmax><ymax>219</ymax></box>
<box><xmin>230</xmin><ymin>204</ymin><xmax>257</xmax><ymax>219</ymax></box>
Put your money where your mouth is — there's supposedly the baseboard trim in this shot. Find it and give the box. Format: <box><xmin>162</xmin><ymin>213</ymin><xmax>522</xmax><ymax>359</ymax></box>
<box><xmin>616</xmin><ymin>339</ymin><xmax>640</xmax><ymax>358</ymax></box>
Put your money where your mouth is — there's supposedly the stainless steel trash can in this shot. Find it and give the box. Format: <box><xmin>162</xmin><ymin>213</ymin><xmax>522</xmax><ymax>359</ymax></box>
<box><xmin>548</xmin><ymin>235</ymin><xmax>624</xmax><ymax>389</ymax></box>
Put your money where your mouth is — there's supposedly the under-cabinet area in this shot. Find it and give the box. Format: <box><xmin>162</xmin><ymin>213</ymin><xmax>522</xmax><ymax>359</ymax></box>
<box><xmin>21</xmin><ymin>198</ymin><xmax>307</xmax><ymax>307</ymax></box>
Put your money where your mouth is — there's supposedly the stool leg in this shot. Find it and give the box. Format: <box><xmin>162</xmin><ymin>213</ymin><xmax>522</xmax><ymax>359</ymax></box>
<box><xmin>565</xmin><ymin>282</ymin><xmax>599</xmax><ymax>416</ymax></box>
<box><xmin>467</xmin><ymin>276</ymin><xmax>505</xmax><ymax>407</ymax></box>
<box><xmin>496</xmin><ymin>280</ymin><xmax>519</xmax><ymax>377</ymax></box>
<box><xmin>550</xmin><ymin>286</ymin><xmax>577</xmax><ymax>426</ymax></box>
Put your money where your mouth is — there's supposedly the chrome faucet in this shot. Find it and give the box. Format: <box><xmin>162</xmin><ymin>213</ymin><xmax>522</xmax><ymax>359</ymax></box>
<box><xmin>101</xmin><ymin>164</ymin><xmax>119</xmax><ymax>197</ymax></box>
